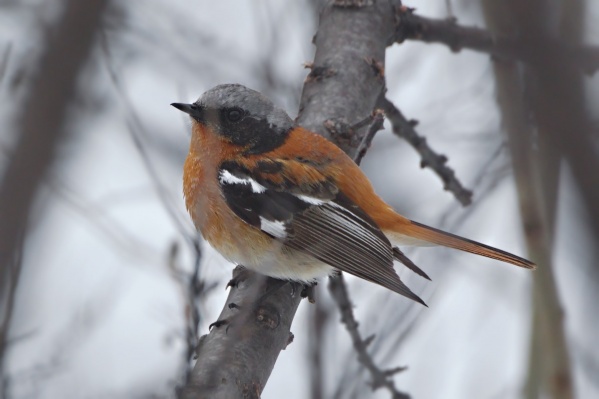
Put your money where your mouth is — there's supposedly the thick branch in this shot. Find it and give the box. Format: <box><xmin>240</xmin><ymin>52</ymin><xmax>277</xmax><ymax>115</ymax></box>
<box><xmin>378</xmin><ymin>96</ymin><xmax>473</xmax><ymax>206</ymax></box>
<box><xmin>297</xmin><ymin>0</ymin><xmax>393</xmax><ymax>157</ymax></box>
<box><xmin>394</xmin><ymin>8</ymin><xmax>599</xmax><ymax>75</ymax></box>
<box><xmin>178</xmin><ymin>267</ymin><xmax>302</xmax><ymax>399</ymax></box>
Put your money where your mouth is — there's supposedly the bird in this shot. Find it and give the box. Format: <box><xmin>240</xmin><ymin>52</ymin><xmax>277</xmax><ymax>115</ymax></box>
<box><xmin>172</xmin><ymin>84</ymin><xmax>535</xmax><ymax>305</ymax></box>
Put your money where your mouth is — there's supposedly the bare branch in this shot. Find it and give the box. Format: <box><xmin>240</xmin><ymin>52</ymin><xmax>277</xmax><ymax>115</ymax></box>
<box><xmin>167</xmin><ymin>240</ymin><xmax>217</xmax><ymax>385</ymax></box>
<box><xmin>177</xmin><ymin>267</ymin><xmax>303</xmax><ymax>399</ymax></box>
<box><xmin>308</xmin><ymin>285</ymin><xmax>330</xmax><ymax>399</ymax></box>
<box><xmin>377</xmin><ymin>96</ymin><xmax>473</xmax><ymax>206</ymax></box>
<box><xmin>329</xmin><ymin>275</ymin><xmax>409</xmax><ymax>399</ymax></box>
<box><xmin>394</xmin><ymin>8</ymin><xmax>599</xmax><ymax>75</ymax></box>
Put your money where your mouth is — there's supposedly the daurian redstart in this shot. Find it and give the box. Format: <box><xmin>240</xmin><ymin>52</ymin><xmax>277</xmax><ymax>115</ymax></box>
<box><xmin>172</xmin><ymin>84</ymin><xmax>534</xmax><ymax>305</ymax></box>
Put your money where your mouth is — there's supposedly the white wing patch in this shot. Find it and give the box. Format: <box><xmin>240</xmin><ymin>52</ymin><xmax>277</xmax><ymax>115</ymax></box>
<box><xmin>295</xmin><ymin>194</ymin><xmax>326</xmax><ymax>205</ymax></box>
<box><xmin>259</xmin><ymin>216</ymin><xmax>287</xmax><ymax>239</ymax></box>
<box><xmin>219</xmin><ymin>169</ymin><xmax>266</xmax><ymax>194</ymax></box>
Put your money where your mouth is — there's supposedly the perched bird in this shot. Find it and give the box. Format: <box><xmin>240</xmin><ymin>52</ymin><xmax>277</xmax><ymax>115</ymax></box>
<box><xmin>172</xmin><ymin>84</ymin><xmax>534</xmax><ymax>305</ymax></box>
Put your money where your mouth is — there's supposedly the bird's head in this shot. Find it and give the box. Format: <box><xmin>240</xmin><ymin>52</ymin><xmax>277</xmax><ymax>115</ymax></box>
<box><xmin>172</xmin><ymin>84</ymin><xmax>294</xmax><ymax>154</ymax></box>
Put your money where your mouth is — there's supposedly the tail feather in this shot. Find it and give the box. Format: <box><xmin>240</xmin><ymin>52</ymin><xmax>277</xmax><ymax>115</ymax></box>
<box><xmin>392</xmin><ymin>247</ymin><xmax>431</xmax><ymax>280</ymax></box>
<box><xmin>405</xmin><ymin>220</ymin><xmax>536</xmax><ymax>269</ymax></box>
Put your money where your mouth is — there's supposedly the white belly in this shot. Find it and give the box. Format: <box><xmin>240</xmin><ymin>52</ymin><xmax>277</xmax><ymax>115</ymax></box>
<box><xmin>211</xmin><ymin>237</ymin><xmax>334</xmax><ymax>283</ymax></box>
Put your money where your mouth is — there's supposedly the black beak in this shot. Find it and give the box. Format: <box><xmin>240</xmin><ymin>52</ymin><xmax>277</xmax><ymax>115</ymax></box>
<box><xmin>171</xmin><ymin>102</ymin><xmax>201</xmax><ymax>119</ymax></box>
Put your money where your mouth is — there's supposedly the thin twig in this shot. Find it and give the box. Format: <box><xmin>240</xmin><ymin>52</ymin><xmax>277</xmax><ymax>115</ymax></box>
<box><xmin>354</xmin><ymin>109</ymin><xmax>385</xmax><ymax>165</ymax></box>
<box><xmin>308</xmin><ymin>285</ymin><xmax>329</xmax><ymax>399</ymax></box>
<box><xmin>167</xmin><ymin>240</ymin><xmax>215</xmax><ymax>386</ymax></box>
<box><xmin>394</xmin><ymin>8</ymin><xmax>599</xmax><ymax>75</ymax></box>
<box><xmin>328</xmin><ymin>275</ymin><xmax>409</xmax><ymax>399</ymax></box>
<box><xmin>377</xmin><ymin>96</ymin><xmax>473</xmax><ymax>206</ymax></box>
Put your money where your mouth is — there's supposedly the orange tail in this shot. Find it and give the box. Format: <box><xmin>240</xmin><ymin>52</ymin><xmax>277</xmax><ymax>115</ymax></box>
<box><xmin>403</xmin><ymin>220</ymin><xmax>535</xmax><ymax>269</ymax></box>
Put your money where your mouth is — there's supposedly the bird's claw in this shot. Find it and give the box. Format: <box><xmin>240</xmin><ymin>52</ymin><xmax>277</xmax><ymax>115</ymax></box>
<box><xmin>226</xmin><ymin>266</ymin><xmax>252</xmax><ymax>289</ymax></box>
<box><xmin>209</xmin><ymin>319</ymin><xmax>229</xmax><ymax>331</ymax></box>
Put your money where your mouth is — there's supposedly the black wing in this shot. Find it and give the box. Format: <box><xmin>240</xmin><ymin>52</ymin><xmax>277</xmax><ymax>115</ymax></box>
<box><xmin>218</xmin><ymin>160</ymin><xmax>426</xmax><ymax>305</ymax></box>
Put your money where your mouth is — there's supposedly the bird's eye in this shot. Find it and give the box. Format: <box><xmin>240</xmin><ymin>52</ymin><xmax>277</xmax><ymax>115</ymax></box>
<box><xmin>226</xmin><ymin>108</ymin><xmax>243</xmax><ymax>122</ymax></box>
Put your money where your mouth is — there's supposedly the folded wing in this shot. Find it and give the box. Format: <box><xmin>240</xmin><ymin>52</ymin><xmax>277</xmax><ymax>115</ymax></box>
<box><xmin>218</xmin><ymin>159</ymin><xmax>426</xmax><ymax>305</ymax></box>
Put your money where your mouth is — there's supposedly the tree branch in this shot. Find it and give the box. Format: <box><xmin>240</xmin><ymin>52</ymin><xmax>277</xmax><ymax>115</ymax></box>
<box><xmin>329</xmin><ymin>275</ymin><xmax>409</xmax><ymax>399</ymax></box>
<box><xmin>377</xmin><ymin>95</ymin><xmax>473</xmax><ymax>206</ymax></box>
<box><xmin>394</xmin><ymin>7</ymin><xmax>599</xmax><ymax>75</ymax></box>
<box><xmin>178</xmin><ymin>267</ymin><xmax>302</xmax><ymax>399</ymax></box>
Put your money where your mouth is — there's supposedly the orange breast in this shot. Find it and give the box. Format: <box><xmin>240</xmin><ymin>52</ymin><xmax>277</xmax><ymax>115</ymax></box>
<box><xmin>183</xmin><ymin>123</ymin><xmax>274</xmax><ymax>265</ymax></box>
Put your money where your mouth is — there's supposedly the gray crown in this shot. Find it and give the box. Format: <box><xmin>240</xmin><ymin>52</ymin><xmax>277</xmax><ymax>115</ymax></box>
<box><xmin>197</xmin><ymin>84</ymin><xmax>293</xmax><ymax>130</ymax></box>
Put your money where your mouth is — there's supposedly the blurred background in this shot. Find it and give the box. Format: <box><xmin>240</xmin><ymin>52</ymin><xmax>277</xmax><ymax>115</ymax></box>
<box><xmin>1</xmin><ymin>0</ymin><xmax>598</xmax><ymax>398</ymax></box>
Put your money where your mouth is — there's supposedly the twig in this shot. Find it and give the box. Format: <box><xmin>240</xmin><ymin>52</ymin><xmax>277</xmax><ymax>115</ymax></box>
<box><xmin>167</xmin><ymin>240</ymin><xmax>213</xmax><ymax>385</ymax></box>
<box><xmin>329</xmin><ymin>275</ymin><xmax>409</xmax><ymax>399</ymax></box>
<box><xmin>308</xmin><ymin>285</ymin><xmax>329</xmax><ymax>399</ymax></box>
<box><xmin>377</xmin><ymin>96</ymin><xmax>473</xmax><ymax>206</ymax></box>
<box><xmin>393</xmin><ymin>8</ymin><xmax>599</xmax><ymax>75</ymax></box>
<box><xmin>323</xmin><ymin>109</ymin><xmax>385</xmax><ymax>165</ymax></box>
<box><xmin>354</xmin><ymin>109</ymin><xmax>385</xmax><ymax>165</ymax></box>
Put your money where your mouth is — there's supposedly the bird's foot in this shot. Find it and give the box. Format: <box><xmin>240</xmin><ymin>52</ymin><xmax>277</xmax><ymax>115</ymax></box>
<box><xmin>209</xmin><ymin>301</ymin><xmax>242</xmax><ymax>333</ymax></box>
<box><xmin>226</xmin><ymin>266</ymin><xmax>252</xmax><ymax>289</ymax></box>
<box><xmin>208</xmin><ymin>318</ymin><xmax>229</xmax><ymax>331</ymax></box>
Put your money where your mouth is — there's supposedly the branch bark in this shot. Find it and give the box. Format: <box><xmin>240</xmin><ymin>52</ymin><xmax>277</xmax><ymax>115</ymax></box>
<box><xmin>180</xmin><ymin>1</ymin><xmax>398</xmax><ymax>397</ymax></box>
<box><xmin>178</xmin><ymin>268</ymin><xmax>302</xmax><ymax>399</ymax></box>
<box><xmin>394</xmin><ymin>7</ymin><xmax>599</xmax><ymax>75</ymax></box>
